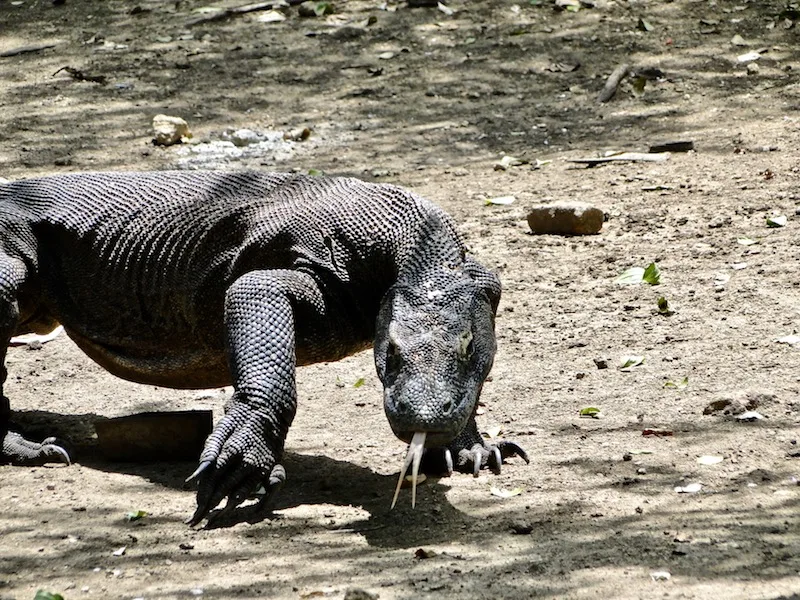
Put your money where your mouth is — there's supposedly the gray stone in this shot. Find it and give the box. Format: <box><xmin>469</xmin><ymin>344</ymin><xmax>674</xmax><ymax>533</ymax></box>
<box><xmin>527</xmin><ymin>203</ymin><xmax>604</xmax><ymax>235</ymax></box>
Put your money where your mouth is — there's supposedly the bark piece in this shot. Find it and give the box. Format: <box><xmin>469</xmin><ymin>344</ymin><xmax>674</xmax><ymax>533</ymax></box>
<box><xmin>95</xmin><ymin>410</ymin><xmax>213</xmax><ymax>461</ymax></box>
<box><xmin>649</xmin><ymin>141</ymin><xmax>694</xmax><ymax>153</ymax></box>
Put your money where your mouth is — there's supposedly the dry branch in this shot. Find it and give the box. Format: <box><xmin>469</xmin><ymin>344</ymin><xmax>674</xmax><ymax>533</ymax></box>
<box><xmin>0</xmin><ymin>42</ymin><xmax>59</xmax><ymax>57</ymax></box>
<box><xmin>596</xmin><ymin>63</ymin><xmax>630</xmax><ymax>103</ymax></box>
<box><xmin>186</xmin><ymin>0</ymin><xmax>295</xmax><ymax>26</ymax></box>
<box><xmin>568</xmin><ymin>152</ymin><xmax>671</xmax><ymax>166</ymax></box>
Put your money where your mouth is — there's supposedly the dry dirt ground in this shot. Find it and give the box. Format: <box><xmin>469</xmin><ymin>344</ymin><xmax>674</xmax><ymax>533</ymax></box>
<box><xmin>1</xmin><ymin>0</ymin><xmax>800</xmax><ymax>598</ymax></box>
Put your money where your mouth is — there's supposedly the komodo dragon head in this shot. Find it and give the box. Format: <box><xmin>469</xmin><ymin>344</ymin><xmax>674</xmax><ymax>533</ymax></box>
<box><xmin>374</xmin><ymin>259</ymin><xmax>499</xmax><ymax>505</ymax></box>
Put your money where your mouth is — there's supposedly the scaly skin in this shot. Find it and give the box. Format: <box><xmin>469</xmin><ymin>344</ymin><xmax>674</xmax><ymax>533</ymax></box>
<box><xmin>0</xmin><ymin>171</ymin><xmax>526</xmax><ymax>525</ymax></box>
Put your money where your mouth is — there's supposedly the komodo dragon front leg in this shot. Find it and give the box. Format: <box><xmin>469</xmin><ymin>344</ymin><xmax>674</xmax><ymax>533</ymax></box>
<box><xmin>0</xmin><ymin>254</ymin><xmax>70</xmax><ymax>466</ymax></box>
<box><xmin>187</xmin><ymin>269</ymin><xmax>322</xmax><ymax>526</ymax></box>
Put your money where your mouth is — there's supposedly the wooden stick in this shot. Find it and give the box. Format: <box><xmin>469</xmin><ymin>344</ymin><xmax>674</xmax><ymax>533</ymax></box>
<box><xmin>568</xmin><ymin>152</ymin><xmax>671</xmax><ymax>166</ymax></box>
<box><xmin>0</xmin><ymin>42</ymin><xmax>58</xmax><ymax>57</ymax></box>
<box><xmin>186</xmin><ymin>0</ymin><xmax>292</xmax><ymax>26</ymax></box>
<box><xmin>597</xmin><ymin>63</ymin><xmax>630</xmax><ymax>103</ymax></box>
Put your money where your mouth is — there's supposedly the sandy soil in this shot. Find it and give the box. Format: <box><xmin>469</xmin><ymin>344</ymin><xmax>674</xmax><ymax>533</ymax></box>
<box><xmin>1</xmin><ymin>0</ymin><xmax>799</xmax><ymax>598</ymax></box>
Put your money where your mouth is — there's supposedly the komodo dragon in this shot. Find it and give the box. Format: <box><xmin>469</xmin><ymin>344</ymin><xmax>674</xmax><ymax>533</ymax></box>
<box><xmin>0</xmin><ymin>170</ymin><xmax>527</xmax><ymax>525</ymax></box>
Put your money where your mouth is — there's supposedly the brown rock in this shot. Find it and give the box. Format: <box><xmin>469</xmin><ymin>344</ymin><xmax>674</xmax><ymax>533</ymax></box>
<box><xmin>527</xmin><ymin>203</ymin><xmax>604</xmax><ymax>235</ymax></box>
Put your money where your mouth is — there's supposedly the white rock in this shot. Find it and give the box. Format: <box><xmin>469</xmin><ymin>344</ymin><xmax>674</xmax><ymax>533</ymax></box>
<box><xmin>674</xmin><ymin>482</ymin><xmax>702</xmax><ymax>493</ymax></box>
<box><xmin>153</xmin><ymin>114</ymin><xmax>191</xmax><ymax>146</ymax></box>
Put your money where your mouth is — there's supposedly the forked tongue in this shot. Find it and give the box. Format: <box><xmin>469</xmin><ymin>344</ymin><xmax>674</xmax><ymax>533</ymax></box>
<box><xmin>391</xmin><ymin>431</ymin><xmax>426</xmax><ymax>509</ymax></box>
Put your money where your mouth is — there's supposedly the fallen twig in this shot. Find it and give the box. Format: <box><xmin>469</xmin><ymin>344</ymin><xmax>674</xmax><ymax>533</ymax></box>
<box><xmin>0</xmin><ymin>42</ymin><xmax>59</xmax><ymax>57</ymax></box>
<box><xmin>568</xmin><ymin>152</ymin><xmax>671</xmax><ymax>166</ymax></box>
<box><xmin>186</xmin><ymin>0</ymin><xmax>295</xmax><ymax>26</ymax></box>
<box><xmin>53</xmin><ymin>66</ymin><xmax>108</xmax><ymax>85</ymax></box>
<box><xmin>597</xmin><ymin>64</ymin><xmax>665</xmax><ymax>103</ymax></box>
<box><xmin>597</xmin><ymin>63</ymin><xmax>630</xmax><ymax>103</ymax></box>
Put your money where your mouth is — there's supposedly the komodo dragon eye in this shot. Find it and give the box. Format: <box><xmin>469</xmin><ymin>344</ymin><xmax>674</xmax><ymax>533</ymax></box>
<box><xmin>458</xmin><ymin>330</ymin><xmax>474</xmax><ymax>361</ymax></box>
<box><xmin>386</xmin><ymin>341</ymin><xmax>402</xmax><ymax>371</ymax></box>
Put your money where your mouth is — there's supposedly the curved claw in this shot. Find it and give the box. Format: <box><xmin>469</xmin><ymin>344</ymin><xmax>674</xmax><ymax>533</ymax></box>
<box><xmin>250</xmin><ymin>464</ymin><xmax>286</xmax><ymax>517</ymax></box>
<box><xmin>41</xmin><ymin>437</ymin><xmax>71</xmax><ymax>465</ymax></box>
<box><xmin>498</xmin><ymin>440</ymin><xmax>530</xmax><ymax>464</ymax></box>
<box><xmin>472</xmin><ymin>448</ymin><xmax>482</xmax><ymax>477</ymax></box>
<box><xmin>490</xmin><ymin>446</ymin><xmax>502</xmax><ymax>474</ymax></box>
<box><xmin>189</xmin><ymin>462</ymin><xmax>248</xmax><ymax>526</ymax></box>
<box><xmin>188</xmin><ymin>461</ymin><xmax>276</xmax><ymax>527</ymax></box>
<box><xmin>449</xmin><ymin>435</ymin><xmax>529</xmax><ymax>477</ymax></box>
<box><xmin>184</xmin><ymin>398</ymin><xmax>286</xmax><ymax>527</ymax></box>
<box><xmin>444</xmin><ymin>448</ymin><xmax>453</xmax><ymax>476</ymax></box>
<box><xmin>186</xmin><ymin>460</ymin><xmax>213</xmax><ymax>484</ymax></box>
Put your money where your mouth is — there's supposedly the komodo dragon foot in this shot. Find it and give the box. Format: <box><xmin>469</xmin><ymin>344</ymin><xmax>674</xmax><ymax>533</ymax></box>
<box><xmin>421</xmin><ymin>419</ymin><xmax>529</xmax><ymax>477</ymax></box>
<box><xmin>1</xmin><ymin>430</ymin><xmax>71</xmax><ymax>466</ymax></box>
<box><xmin>184</xmin><ymin>399</ymin><xmax>288</xmax><ymax>527</ymax></box>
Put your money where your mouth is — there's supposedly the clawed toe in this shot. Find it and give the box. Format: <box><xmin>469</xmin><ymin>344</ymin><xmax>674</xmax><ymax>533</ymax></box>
<box><xmin>452</xmin><ymin>438</ymin><xmax>528</xmax><ymax>476</ymax></box>
<box><xmin>41</xmin><ymin>439</ymin><xmax>72</xmax><ymax>465</ymax></box>
<box><xmin>188</xmin><ymin>461</ymin><xmax>286</xmax><ymax>528</ymax></box>
<box><xmin>497</xmin><ymin>440</ymin><xmax>529</xmax><ymax>464</ymax></box>
<box><xmin>2</xmin><ymin>431</ymin><xmax>71</xmax><ymax>466</ymax></box>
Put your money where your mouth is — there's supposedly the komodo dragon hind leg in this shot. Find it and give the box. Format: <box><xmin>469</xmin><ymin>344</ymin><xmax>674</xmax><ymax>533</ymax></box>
<box><xmin>0</xmin><ymin>255</ymin><xmax>70</xmax><ymax>466</ymax></box>
<box><xmin>421</xmin><ymin>417</ymin><xmax>528</xmax><ymax>477</ymax></box>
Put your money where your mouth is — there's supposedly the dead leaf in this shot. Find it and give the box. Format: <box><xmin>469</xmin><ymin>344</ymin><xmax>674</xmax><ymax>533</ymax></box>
<box><xmin>490</xmin><ymin>486</ymin><xmax>523</xmax><ymax>499</ymax></box>
<box><xmin>674</xmin><ymin>482</ymin><xmax>702</xmax><ymax>493</ymax></box>
<box><xmin>642</xmin><ymin>429</ymin><xmax>673</xmax><ymax>437</ymax></box>
<box><xmin>437</xmin><ymin>2</ymin><xmax>454</xmax><ymax>16</ymax></box>
<box><xmin>735</xmin><ymin>410</ymin><xmax>764</xmax><ymax>421</ymax></box>
<box><xmin>545</xmin><ymin>62</ymin><xmax>580</xmax><ymax>73</ymax></box>
<box><xmin>494</xmin><ymin>155</ymin><xmax>526</xmax><ymax>171</ymax></box>
<box><xmin>484</xmin><ymin>424</ymin><xmax>502</xmax><ymax>439</ymax></box>
<box><xmin>637</xmin><ymin>18</ymin><xmax>654</xmax><ymax>32</ymax></box>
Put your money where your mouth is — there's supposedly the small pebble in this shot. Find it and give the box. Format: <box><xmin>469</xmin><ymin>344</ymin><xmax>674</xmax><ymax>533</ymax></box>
<box><xmin>510</xmin><ymin>520</ymin><xmax>534</xmax><ymax>535</ymax></box>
